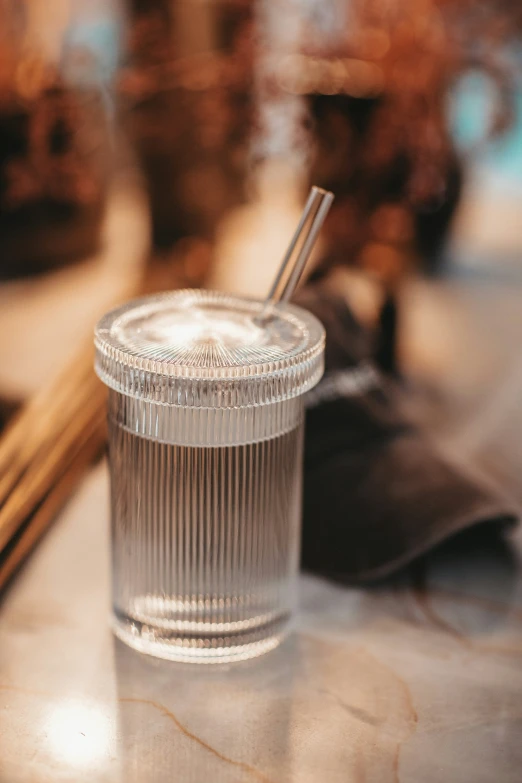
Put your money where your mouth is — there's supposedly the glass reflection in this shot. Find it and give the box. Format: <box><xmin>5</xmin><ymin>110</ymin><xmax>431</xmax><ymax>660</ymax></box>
<box><xmin>114</xmin><ymin>636</ymin><xmax>294</xmax><ymax>782</ymax></box>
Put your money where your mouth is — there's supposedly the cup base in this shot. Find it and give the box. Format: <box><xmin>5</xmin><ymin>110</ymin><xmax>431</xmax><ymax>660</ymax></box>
<box><xmin>111</xmin><ymin>609</ymin><xmax>288</xmax><ymax>664</ymax></box>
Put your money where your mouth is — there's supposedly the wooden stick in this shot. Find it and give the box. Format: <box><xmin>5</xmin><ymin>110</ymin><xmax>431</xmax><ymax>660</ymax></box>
<box><xmin>0</xmin><ymin>408</ymin><xmax>106</xmax><ymax>590</ymax></box>
<box><xmin>0</xmin><ymin>379</ymin><xmax>105</xmax><ymax>551</ymax></box>
<box><xmin>0</xmin><ymin>355</ymin><xmax>98</xmax><ymax>509</ymax></box>
<box><xmin>0</xmin><ymin>355</ymin><xmax>94</xmax><ymax>478</ymax></box>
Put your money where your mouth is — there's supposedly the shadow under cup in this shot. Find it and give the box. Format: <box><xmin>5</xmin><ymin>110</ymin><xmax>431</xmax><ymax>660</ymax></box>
<box><xmin>95</xmin><ymin>289</ymin><xmax>324</xmax><ymax>663</ymax></box>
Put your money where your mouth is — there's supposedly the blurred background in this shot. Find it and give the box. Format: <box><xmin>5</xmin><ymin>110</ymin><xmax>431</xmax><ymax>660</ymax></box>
<box><xmin>1</xmin><ymin>0</ymin><xmax>522</xmax><ymax>566</ymax></box>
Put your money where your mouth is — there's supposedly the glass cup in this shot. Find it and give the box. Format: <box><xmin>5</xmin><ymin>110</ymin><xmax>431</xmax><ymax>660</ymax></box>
<box><xmin>95</xmin><ymin>289</ymin><xmax>324</xmax><ymax>663</ymax></box>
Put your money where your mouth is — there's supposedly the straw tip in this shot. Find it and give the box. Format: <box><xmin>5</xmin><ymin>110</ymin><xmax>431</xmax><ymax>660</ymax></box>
<box><xmin>311</xmin><ymin>185</ymin><xmax>334</xmax><ymax>200</ymax></box>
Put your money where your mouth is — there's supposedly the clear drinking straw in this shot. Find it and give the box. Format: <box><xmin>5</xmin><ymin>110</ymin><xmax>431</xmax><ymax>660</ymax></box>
<box><xmin>258</xmin><ymin>186</ymin><xmax>334</xmax><ymax>321</ymax></box>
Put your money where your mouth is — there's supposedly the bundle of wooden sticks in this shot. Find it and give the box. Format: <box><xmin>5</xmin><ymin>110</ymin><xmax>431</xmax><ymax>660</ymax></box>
<box><xmin>0</xmin><ymin>256</ymin><xmax>203</xmax><ymax>591</ymax></box>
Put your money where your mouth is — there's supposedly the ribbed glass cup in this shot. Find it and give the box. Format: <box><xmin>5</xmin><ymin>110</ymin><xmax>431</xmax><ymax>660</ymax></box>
<box><xmin>95</xmin><ymin>289</ymin><xmax>324</xmax><ymax>663</ymax></box>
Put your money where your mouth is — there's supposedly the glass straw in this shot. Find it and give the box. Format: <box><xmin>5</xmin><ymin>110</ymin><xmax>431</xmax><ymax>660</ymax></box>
<box><xmin>258</xmin><ymin>186</ymin><xmax>334</xmax><ymax>321</ymax></box>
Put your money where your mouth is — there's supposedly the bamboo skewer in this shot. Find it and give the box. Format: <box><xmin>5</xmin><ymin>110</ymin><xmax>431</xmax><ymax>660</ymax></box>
<box><xmin>0</xmin><ymin>407</ymin><xmax>106</xmax><ymax>588</ymax></box>
<box><xmin>0</xmin><ymin>380</ymin><xmax>105</xmax><ymax>552</ymax></box>
<box><xmin>0</xmin><ymin>355</ymin><xmax>98</xmax><ymax>509</ymax></box>
<box><xmin>0</xmin><ymin>355</ymin><xmax>94</xmax><ymax>477</ymax></box>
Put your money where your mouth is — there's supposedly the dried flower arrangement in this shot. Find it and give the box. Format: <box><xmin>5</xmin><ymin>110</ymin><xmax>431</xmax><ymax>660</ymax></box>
<box><xmin>289</xmin><ymin>0</ymin><xmax>522</xmax><ymax>281</ymax></box>
<box><xmin>261</xmin><ymin>0</ymin><xmax>522</xmax><ymax>368</ymax></box>
<box><xmin>0</xmin><ymin>0</ymin><xmax>108</xmax><ymax>277</ymax></box>
<box><xmin>121</xmin><ymin>0</ymin><xmax>521</xmax><ymax>368</ymax></box>
<box><xmin>120</xmin><ymin>0</ymin><xmax>256</xmax><ymax>251</ymax></box>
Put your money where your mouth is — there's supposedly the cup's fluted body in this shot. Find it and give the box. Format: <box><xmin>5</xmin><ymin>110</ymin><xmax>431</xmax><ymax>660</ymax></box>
<box><xmin>95</xmin><ymin>290</ymin><xmax>324</xmax><ymax>663</ymax></box>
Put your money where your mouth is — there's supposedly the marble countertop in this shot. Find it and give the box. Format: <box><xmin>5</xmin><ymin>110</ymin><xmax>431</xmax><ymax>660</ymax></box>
<box><xmin>3</xmin><ymin>198</ymin><xmax>522</xmax><ymax>781</ymax></box>
<box><xmin>1</xmin><ymin>461</ymin><xmax>522</xmax><ymax>783</ymax></box>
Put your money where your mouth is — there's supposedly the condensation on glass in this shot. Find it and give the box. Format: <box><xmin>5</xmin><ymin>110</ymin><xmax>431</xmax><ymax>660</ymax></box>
<box><xmin>95</xmin><ymin>289</ymin><xmax>324</xmax><ymax>663</ymax></box>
